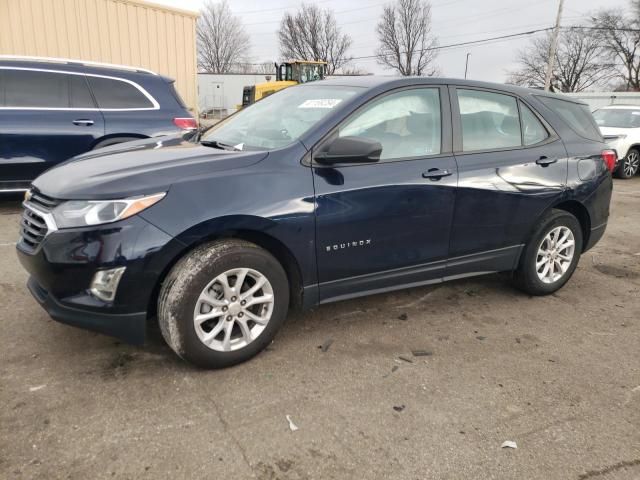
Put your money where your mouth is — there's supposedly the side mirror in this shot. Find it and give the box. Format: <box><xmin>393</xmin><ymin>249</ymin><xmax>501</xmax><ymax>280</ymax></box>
<box><xmin>314</xmin><ymin>136</ymin><xmax>382</xmax><ymax>165</ymax></box>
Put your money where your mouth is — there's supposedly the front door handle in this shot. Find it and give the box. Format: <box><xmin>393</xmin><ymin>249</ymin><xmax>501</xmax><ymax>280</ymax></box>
<box><xmin>422</xmin><ymin>168</ymin><xmax>453</xmax><ymax>180</ymax></box>
<box><xmin>72</xmin><ymin>119</ymin><xmax>94</xmax><ymax>126</ymax></box>
<box><xmin>536</xmin><ymin>156</ymin><xmax>558</xmax><ymax>166</ymax></box>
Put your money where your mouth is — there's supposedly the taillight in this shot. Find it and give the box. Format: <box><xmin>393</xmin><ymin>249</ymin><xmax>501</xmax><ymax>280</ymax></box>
<box><xmin>601</xmin><ymin>150</ymin><xmax>616</xmax><ymax>173</ymax></box>
<box><xmin>173</xmin><ymin>117</ymin><xmax>197</xmax><ymax>130</ymax></box>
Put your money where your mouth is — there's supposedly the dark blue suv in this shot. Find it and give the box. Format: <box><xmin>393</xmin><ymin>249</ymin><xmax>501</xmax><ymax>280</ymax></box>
<box><xmin>0</xmin><ymin>56</ymin><xmax>196</xmax><ymax>192</ymax></box>
<box><xmin>16</xmin><ymin>77</ymin><xmax>613</xmax><ymax>368</ymax></box>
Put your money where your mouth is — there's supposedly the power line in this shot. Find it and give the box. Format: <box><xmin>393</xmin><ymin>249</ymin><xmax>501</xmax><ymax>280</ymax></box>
<box><xmin>241</xmin><ymin>23</ymin><xmax>640</xmax><ymax>65</ymax></box>
<box><xmin>566</xmin><ymin>25</ymin><xmax>640</xmax><ymax>33</ymax></box>
<box><xmin>233</xmin><ymin>0</ymin><xmax>466</xmax><ymax>16</ymax></box>
<box><xmin>241</xmin><ymin>0</ymin><xmax>547</xmax><ymax>28</ymax></box>
<box><xmin>246</xmin><ymin>27</ymin><xmax>554</xmax><ymax>64</ymax></box>
<box><xmin>348</xmin><ymin>27</ymin><xmax>554</xmax><ymax>61</ymax></box>
<box><xmin>230</xmin><ymin>0</ymin><xmax>337</xmax><ymax>15</ymax></box>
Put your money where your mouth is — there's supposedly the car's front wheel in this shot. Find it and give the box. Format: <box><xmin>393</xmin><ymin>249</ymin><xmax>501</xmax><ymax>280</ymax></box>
<box><xmin>158</xmin><ymin>240</ymin><xmax>289</xmax><ymax>368</ymax></box>
<box><xmin>616</xmin><ymin>148</ymin><xmax>640</xmax><ymax>179</ymax></box>
<box><xmin>513</xmin><ymin>210</ymin><xmax>583</xmax><ymax>295</ymax></box>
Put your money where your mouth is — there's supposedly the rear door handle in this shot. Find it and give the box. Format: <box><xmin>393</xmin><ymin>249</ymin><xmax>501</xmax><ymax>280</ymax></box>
<box><xmin>422</xmin><ymin>168</ymin><xmax>453</xmax><ymax>180</ymax></box>
<box><xmin>536</xmin><ymin>156</ymin><xmax>558</xmax><ymax>166</ymax></box>
<box><xmin>72</xmin><ymin>119</ymin><xmax>94</xmax><ymax>126</ymax></box>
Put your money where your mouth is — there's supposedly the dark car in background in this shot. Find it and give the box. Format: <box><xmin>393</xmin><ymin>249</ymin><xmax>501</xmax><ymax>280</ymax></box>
<box><xmin>16</xmin><ymin>77</ymin><xmax>613</xmax><ymax>368</ymax></box>
<box><xmin>0</xmin><ymin>56</ymin><xmax>196</xmax><ymax>192</ymax></box>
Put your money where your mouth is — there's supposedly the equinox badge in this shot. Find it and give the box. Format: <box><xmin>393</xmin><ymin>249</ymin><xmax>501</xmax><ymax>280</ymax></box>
<box><xmin>325</xmin><ymin>239</ymin><xmax>372</xmax><ymax>252</ymax></box>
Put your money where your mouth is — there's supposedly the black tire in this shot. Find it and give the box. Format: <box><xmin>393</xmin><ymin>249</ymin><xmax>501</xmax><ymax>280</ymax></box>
<box><xmin>158</xmin><ymin>239</ymin><xmax>289</xmax><ymax>369</ymax></box>
<box><xmin>513</xmin><ymin>209</ymin><xmax>583</xmax><ymax>296</ymax></box>
<box><xmin>615</xmin><ymin>148</ymin><xmax>640</xmax><ymax>179</ymax></box>
<box><xmin>92</xmin><ymin>136</ymin><xmax>143</xmax><ymax>150</ymax></box>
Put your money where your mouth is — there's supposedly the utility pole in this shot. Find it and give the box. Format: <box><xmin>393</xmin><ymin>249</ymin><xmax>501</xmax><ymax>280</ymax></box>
<box><xmin>464</xmin><ymin>53</ymin><xmax>470</xmax><ymax>79</ymax></box>
<box><xmin>544</xmin><ymin>0</ymin><xmax>564</xmax><ymax>91</ymax></box>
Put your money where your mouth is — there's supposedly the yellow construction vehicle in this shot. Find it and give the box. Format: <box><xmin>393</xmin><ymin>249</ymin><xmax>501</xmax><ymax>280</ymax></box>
<box><xmin>241</xmin><ymin>60</ymin><xmax>327</xmax><ymax>107</ymax></box>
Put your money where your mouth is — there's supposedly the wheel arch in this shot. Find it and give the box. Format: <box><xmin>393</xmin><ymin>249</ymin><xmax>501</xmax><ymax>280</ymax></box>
<box><xmin>549</xmin><ymin>200</ymin><xmax>591</xmax><ymax>251</ymax></box>
<box><xmin>146</xmin><ymin>226</ymin><xmax>306</xmax><ymax>320</ymax></box>
<box><xmin>517</xmin><ymin>199</ymin><xmax>591</xmax><ymax>268</ymax></box>
<box><xmin>91</xmin><ymin>133</ymin><xmax>149</xmax><ymax>150</ymax></box>
<box><xmin>627</xmin><ymin>144</ymin><xmax>640</xmax><ymax>153</ymax></box>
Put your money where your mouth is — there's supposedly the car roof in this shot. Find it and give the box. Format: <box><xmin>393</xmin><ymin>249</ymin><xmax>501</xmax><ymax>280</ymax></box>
<box><xmin>0</xmin><ymin>55</ymin><xmax>158</xmax><ymax>79</ymax></box>
<box><xmin>319</xmin><ymin>75</ymin><xmax>577</xmax><ymax>102</ymax></box>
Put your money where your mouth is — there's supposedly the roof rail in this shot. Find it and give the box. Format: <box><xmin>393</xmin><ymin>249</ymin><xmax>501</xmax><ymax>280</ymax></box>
<box><xmin>0</xmin><ymin>55</ymin><xmax>158</xmax><ymax>75</ymax></box>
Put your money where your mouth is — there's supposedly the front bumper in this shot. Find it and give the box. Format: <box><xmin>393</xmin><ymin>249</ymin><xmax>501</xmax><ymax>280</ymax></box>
<box><xmin>28</xmin><ymin>277</ymin><xmax>147</xmax><ymax>344</ymax></box>
<box><xmin>16</xmin><ymin>214</ymin><xmax>185</xmax><ymax>344</ymax></box>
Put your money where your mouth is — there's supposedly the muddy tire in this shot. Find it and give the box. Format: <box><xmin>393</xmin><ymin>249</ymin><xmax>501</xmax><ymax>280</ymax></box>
<box><xmin>158</xmin><ymin>239</ymin><xmax>289</xmax><ymax>369</ymax></box>
<box><xmin>513</xmin><ymin>209</ymin><xmax>583</xmax><ymax>296</ymax></box>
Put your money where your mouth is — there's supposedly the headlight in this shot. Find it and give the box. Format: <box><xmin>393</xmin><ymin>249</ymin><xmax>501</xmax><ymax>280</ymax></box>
<box><xmin>51</xmin><ymin>192</ymin><xmax>166</xmax><ymax>228</ymax></box>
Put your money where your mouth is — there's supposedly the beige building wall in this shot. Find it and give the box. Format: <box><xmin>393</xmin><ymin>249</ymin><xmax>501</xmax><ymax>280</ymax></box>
<box><xmin>0</xmin><ymin>0</ymin><xmax>198</xmax><ymax>111</ymax></box>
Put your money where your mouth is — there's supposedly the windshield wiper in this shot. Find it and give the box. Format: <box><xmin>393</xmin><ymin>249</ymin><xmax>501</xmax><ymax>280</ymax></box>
<box><xmin>200</xmin><ymin>139</ymin><xmax>240</xmax><ymax>151</ymax></box>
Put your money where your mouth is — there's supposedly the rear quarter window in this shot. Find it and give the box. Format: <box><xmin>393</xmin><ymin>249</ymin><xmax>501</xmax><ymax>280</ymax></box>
<box><xmin>537</xmin><ymin>96</ymin><xmax>602</xmax><ymax>142</ymax></box>
<box><xmin>86</xmin><ymin>76</ymin><xmax>155</xmax><ymax>109</ymax></box>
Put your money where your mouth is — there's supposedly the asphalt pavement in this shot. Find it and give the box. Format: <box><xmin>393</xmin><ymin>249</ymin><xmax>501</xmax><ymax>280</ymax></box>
<box><xmin>1</xmin><ymin>180</ymin><xmax>639</xmax><ymax>479</ymax></box>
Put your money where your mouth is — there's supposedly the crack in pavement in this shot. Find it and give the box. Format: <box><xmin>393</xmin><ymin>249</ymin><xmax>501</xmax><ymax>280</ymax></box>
<box><xmin>578</xmin><ymin>459</ymin><xmax>640</xmax><ymax>479</ymax></box>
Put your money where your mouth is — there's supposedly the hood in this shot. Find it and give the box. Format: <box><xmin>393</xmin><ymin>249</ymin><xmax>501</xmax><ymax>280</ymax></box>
<box><xmin>33</xmin><ymin>135</ymin><xmax>268</xmax><ymax>200</ymax></box>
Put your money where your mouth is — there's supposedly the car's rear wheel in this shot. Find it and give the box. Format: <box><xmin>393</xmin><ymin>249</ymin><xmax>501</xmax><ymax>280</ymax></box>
<box><xmin>616</xmin><ymin>148</ymin><xmax>639</xmax><ymax>179</ymax></box>
<box><xmin>513</xmin><ymin>209</ymin><xmax>583</xmax><ymax>295</ymax></box>
<box><xmin>158</xmin><ymin>240</ymin><xmax>289</xmax><ymax>368</ymax></box>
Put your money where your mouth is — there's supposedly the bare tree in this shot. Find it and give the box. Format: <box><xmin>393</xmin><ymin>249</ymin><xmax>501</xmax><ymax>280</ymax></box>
<box><xmin>508</xmin><ymin>27</ymin><xmax>613</xmax><ymax>92</ymax></box>
<box><xmin>197</xmin><ymin>0</ymin><xmax>250</xmax><ymax>73</ymax></box>
<box><xmin>591</xmin><ymin>8</ymin><xmax>640</xmax><ymax>90</ymax></box>
<box><xmin>375</xmin><ymin>0</ymin><xmax>438</xmax><ymax>76</ymax></box>
<box><xmin>278</xmin><ymin>4</ymin><xmax>352</xmax><ymax>74</ymax></box>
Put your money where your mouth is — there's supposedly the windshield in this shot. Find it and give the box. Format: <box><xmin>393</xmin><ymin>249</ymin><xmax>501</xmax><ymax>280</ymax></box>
<box><xmin>202</xmin><ymin>85</ymin><xmax>360</xmax><ymax>150</ymax></box>
<box><xmin>593</xmin><ymin>108</ymin><xmax>640</xmax><ymax>128</ymax></box>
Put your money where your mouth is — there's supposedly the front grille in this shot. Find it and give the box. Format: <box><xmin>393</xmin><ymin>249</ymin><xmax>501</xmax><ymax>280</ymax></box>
<box><xmin>19</xmin><ymin>190</ymin><xmax>61</xmax><ymax>251</ymax></box>
<box><xmin>28</xmin><ymin>191</ymin><xmax>61</xmax><ymax>210</ymax></box>
<box><xmin>20</xmin><ymin>208</ymin><xmax>48</xmax><ymax>250</ymax></box>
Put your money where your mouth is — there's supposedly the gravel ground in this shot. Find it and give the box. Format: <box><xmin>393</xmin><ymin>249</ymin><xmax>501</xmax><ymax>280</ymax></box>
<box><xmin>1</xmin><ymin>179</ymin><xmax>639</xmax><ymax>480</ymax></box>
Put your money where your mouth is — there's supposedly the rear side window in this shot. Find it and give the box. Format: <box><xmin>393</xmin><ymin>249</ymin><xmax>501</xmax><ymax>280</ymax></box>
<box><xmin>458</xmin><ymin>89</ymin><xmax>521</xmax><ymax>151</ymax></box>
<box><xmin>86</xmin><ymin>76</ymin><xmax>154</xmax><ymax>109</ymax></box>
<box><xmin>520</xmin><ymin>102</ymin><xmax>549</xmax><ymax>146</ymax></box>
<box><xmin>0</xmin><ymin>69</ymin><xmax>94</xmax><ymax>108</ymax></box>
<box><xmin>538</xmin><ymin>96</ymin><xmax>602</xmax><ymax>141</ymax></box>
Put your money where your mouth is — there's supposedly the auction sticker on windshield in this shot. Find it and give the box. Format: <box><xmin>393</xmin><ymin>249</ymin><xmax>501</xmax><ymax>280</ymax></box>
<box><xmin>298</xmin><ymin>99</ymin><xmax>343</xmax><ymax>109</ymax></box>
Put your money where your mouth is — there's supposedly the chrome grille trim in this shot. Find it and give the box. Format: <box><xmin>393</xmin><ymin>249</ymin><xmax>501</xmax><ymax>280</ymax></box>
<box><xmin>19</xmin><ymin>197</ymin><xmax>59</xmax><ymax>252</ymax></box>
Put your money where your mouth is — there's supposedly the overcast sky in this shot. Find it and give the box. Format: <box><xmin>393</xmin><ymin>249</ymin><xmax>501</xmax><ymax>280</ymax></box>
<box><xmin>151</xmin><ymin>0</ymin><xmax>629</xmax><ymax>82</ymax></box>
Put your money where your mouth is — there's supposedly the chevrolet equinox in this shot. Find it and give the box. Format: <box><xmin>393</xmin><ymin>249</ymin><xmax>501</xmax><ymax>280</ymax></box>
<box><xmin>17</xmin><ymin>77</ymin><xmax>614</xmax><ymax>368</ymax></box>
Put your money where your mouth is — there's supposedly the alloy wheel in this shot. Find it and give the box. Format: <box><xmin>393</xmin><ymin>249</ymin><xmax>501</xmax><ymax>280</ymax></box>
<box><xmin>535</xmin><ymin>226</ymin><xmax>575</xmax><ymax>284</ymax></box>
<box><xmin>624</xmin><ymin>150</ymin><xmax>640</xmax><ymax>177</ymax></box>
<box><xmin>193</xmin><ymin>268</ymin><xmax>274</xmax><ymax>351</ymax></box>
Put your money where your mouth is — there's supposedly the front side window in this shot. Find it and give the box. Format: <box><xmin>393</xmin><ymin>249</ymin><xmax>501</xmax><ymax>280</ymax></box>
<box><xmin>0</xmin><ymin>69</ymin><xmax>94</xmax><ymax>108</ymax></box>
<box><xmin>86</xmin><ymin>76</ymin><xmax>154</xmax><ymax>109</ymax></box>
<box><xmin>458</xmin><ymin>89</ymin><xmax>521</xmax><ymax>152</ymax></box>
<box><xmin>203</xmin><ymin>85</ymin><xmax>361</xmax><ymax>150</ymax></box>
<box><xmin>337</xmin><ymin>88</ymin><xmax>442</xmax><ymax>160</ymax></box>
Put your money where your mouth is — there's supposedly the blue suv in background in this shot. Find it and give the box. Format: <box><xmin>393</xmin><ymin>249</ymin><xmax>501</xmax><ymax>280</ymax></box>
<box><xmin>0</xmin><ymin>56</ymin><xmax>196</xmax><ymax>192</ymax></box>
